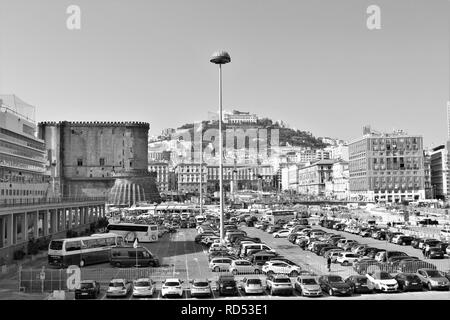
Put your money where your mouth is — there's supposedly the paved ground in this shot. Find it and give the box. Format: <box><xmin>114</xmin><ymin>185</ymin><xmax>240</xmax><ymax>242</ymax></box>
<box><xmin>1</xmin><ymin>225</ymin><xmax>450</xmax><ymax>300</ymax></box>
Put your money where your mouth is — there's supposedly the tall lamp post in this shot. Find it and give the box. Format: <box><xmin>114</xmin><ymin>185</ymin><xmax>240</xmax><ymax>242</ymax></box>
<box><xmin>210</xmin><ymin>50</ymin><xmax>231</xmax><ymax>243</ymax></box>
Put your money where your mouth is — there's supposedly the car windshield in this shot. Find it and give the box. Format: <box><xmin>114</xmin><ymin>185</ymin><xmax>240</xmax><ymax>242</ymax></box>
<box><xmin>222</xmin><ymin>280</ymin><xmax>236</xmax><ymax>285</ymax></box>
<box><xmin>426</xmin><ymin>270</ymin><xmax>443</xmax><ymax>277</ymax></box>
<box><xmin>135</xmin><ymin>281</ymin><xmax>150</xmax><ymax>287</ymax></box>
<box><xmin>247</xmin><ymin>279</ymin><xmax>261</xmax><ymax>285</ymax></box>
<box><xmin>328</xmin><ymin>276</ymin><xmax>343</xmax><ymax>282</ymax></box>
<box><xmin>165</xmin><ymin>282</ymin><xmax>180</xmax><ymax>286</ymax></box>
<box><xmin>194</xmin><ymin>282</ymin><xmax>209</xmax><ymax>287</ymax></box>
<box><xmin>109</xmin><ymin>282</ymin><xmax>125</xmax><ymax>287</ymax></box>
<box><xmin>275</xmin><ymin>278</ymin><xmax>291</xmax><ymax>283</ymax></box>
<box><xmin>80</xmin><ymin>283</ymin><xmax>94</xmax><ymax>289</ymax></box>
<box><xmin>378</xmin><ymin>273</ymin><xmax>392</xmax><ymax>280</ymax></box>
<box><xmin>405</xmin><ymin>275</ymin><xmax>420</xmax><ymax>281</ymax></box>
<box><xmin>302</xmin><ymin>278</ymin><xmax>317</xmax><ymax>285</ymax></box>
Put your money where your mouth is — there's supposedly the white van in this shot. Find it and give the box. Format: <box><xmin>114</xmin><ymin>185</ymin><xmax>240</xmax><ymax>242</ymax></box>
<box><xmin>239</xmin><ymin>243</ymin><xmax>274</xmax><ymax>257</ymax></box>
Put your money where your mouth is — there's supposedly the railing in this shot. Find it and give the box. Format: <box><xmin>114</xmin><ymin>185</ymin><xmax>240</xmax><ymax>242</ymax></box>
<box><xmin>0</xmin><ymin>197</ymin><xmax>107</xmax><ymax>208</ymax></box>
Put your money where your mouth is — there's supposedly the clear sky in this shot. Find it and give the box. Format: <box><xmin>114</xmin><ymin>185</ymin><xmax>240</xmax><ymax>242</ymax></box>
<box><xmin>0</xmin><ymin>0</ymin><xmax>448</xmax><ymax>148</ymax></box>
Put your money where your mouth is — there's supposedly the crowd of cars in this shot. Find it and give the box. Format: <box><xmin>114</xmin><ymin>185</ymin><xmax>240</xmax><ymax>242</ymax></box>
<box><xmin>76</xmin><ymin>210</ymin><xmax>450</xmax><ymax>299</ymax></box>
<box><xmin>194</xmin><ymin>214</ymin><xmax>450</xmax><ymax>297</ymax></box>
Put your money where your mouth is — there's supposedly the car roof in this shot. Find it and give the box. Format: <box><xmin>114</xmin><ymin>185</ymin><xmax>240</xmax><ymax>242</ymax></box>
<box><xmin>164</xmin><ymin>278</ymin><xmax>181</xmax><ymax>282</ymax></box>
<box><xmin>135</xmin><ymin>278</ymin><xmax>151</xmax><ymax>281</ymax></box>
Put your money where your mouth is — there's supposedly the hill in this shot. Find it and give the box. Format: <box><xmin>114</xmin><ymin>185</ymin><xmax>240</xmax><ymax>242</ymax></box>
<box><xmin>176</xmin><ymin>118</ymin><xmax>328</xmax><ymax>149</ymax></box>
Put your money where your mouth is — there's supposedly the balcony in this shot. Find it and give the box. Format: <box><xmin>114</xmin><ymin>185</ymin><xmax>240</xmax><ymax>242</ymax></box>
<box><xmin>0</xmin><ymin>196</ymin><xmax>107</xmax><ymax>209</ymax></box>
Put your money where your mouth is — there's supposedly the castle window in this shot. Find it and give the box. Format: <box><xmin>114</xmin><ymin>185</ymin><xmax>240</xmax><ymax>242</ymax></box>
<box><xmin>77</xmin><ymin>159</ymin><xmax>83</xmax><ymax>166</ymax></box>
<box><xmin>99</xmin><ymin>158</ymin><xmax>105</xmax><ymax>166</ymax></box>
<box><xmin>130</xmin><ymin>161</ymin><xmax>133</xmax><ymax>167</ymax></box>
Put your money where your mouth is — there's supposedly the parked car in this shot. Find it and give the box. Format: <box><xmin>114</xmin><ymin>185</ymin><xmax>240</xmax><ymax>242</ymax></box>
<box><xmin>392</xmin><ymin>235</ymin><xmax>414</xmax><ymax>246</ymax></box>
<box><xmin>372</xmin><ymin>231</ymin><xmax>387</xmax><ymax>240</ymax></box>
<box><xmin>273</xmin><ymin>229</ymin><xmax>291</xmax><ymax>238</ymax></box>
<box><xmin>336</xmin><ymin>252</ymin><xmax>360</xmax><ymax>266</ymax></box>
<box><xmin>106</xmin><ymin>279</ymin><xmax>132</xmax><ymax>298</ymax></box>
<box><xmin>328</xmin><ymin>249</ymin><xmax>344</xmax><ymax>263</ymax></box>
<box><xmin>262</xmin><ymin>260</ymin><xmax>301</xmax><ymax>277</ymax></box>
<box><xmin>394</xmin><ymin>273</ymin><xmax>423</xmax><ymax>292</ymax></box>
<box><xmin>426</xmin><ymin>247</ymin><xmax>445</xmax><ymax>259</ymax></box>
<box><xmin>374</xmin><ymin>250</ymin><xmax>408</xmax><ymax>263</ymax></box>
<box><xmin>75</xmin><ymin>280</ymin><xmax>101</xmax><ymax>299</ymax></box>
<box><xmin>344</xmin><ymin>275</ymin><xmax>373</xmax><ymax>294</ymax></box>
<box><xmin>161</xmin><ymin>278</ymin><xmax>184</xmax><ymax>298</ymax></box>
<box><xmin>209</xmin><ymin>257</ymin><xmax>234</xmax><ymax>272</ymax></box>
<box><xmin>216</xmin><ymin>274</ymin><xmax>238</xmax><ymax>296</ymax></box>
<box><xmin>229</xmin><ymin>260</ymin><xmax>261</xmax><ymax>275</ymax></box>
<box><xmin>110</xmin><ymin>246</ymin><xmax>160</xmax><ymax>268</ymax></box>
<box><xmin>294</xmin><ymin>276</ymin><xmax>322</xmax><ymax>297</ymax></box>
<box><xmin>416</xmin><ymin>268</ymin><xmax>450</xmax><ymax>291</ymax></box>
<box><xmin>366</xmin><ymin>271</ymin><xmax>398</xmax><ymax>293</ymax></box>
<box><xmin>318</xmin><ymin>275</ymin><xmax>352</xmax><ymax>296</ymax></box>
<box><xmin>190</xmin><ymin>279</ymin><xmax>212</xmax><ymax>298</ymax></box>
<box><xmin>266</xmin><ymin>274</ymin><xmax>293</xmax><ymax>296</ymax></box>
<box><xmin>132</xmin><ymin>278</ymin><xmax>155</xmax><ymax>297</ymax></box>
<box><xmin>238</xmin><ymin>277</ymin><xmax>265</xmax><ymax>295</ymax></box>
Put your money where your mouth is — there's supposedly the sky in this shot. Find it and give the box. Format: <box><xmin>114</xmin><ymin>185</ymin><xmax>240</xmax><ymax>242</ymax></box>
<box><xmin>0</xmin><ymin>0</ymin><xmax>448</xmax><ymax>148</ymax></box>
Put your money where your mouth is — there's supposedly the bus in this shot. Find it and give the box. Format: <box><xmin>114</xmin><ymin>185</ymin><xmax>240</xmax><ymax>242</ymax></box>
<box><xmin>264</xmin><ymin>210</ymin><xmax>296</xmax><ymax>225</ymax></box>
<box><xmin>106</xmin><ymin>223</ymin><xmax>159</xmax><ymax>243</ymax></box>
<box><xmin>48</xmin><ymin>234</ymin><xmax>123</xmax><ymax>268</ymax></box>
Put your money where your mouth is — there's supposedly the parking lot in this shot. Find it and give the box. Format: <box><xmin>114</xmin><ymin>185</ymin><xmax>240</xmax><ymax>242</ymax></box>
<box><xmin>66</xmin><ymin>224</ymin><xmax>450</xmax><ymax>300</ymax></box>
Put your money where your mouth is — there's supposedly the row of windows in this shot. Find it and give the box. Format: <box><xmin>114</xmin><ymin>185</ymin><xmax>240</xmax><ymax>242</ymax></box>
<box><xmin>0</xmin><ymin>141</ymin><xmax>45</xmax><ymax>161</ymax></box>
<box><xmin>0</xmin><ymin>128</ymin><xmax>45</xmax><ymax>151</ymax></box>
<box><xmin>0</xmin><ymin>189</ymin><xmax>46</xmax><ymax>196</ymax></box>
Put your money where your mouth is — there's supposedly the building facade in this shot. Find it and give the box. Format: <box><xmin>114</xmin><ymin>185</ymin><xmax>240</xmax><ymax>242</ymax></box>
<box><xmin>223</xmin><ymin>110</ymin><xmax>258</xmax><ymax>124</ymax></box>
<box><xmin>0</xmin><ymin>95</ymin><xmax>51</xmax><ymax>206</ymax></box>
<box><xmin>148</xmin><ymin>162</ymin><xmax>169</xmax><ymax>192</ymax></box>
<box><xmin>175</xmin><ymin>163</ymin><xmax>207</xmax><ymax>195</ymax></box>
<box><xmin>349</xmin><ymin>129</ymin><xmax>425</xmax><ymax>202</ymax></box>
<box><xmin>325</xmin><ymin>160</ymin><xmax>349</xmax><ymax>200</ymax></box>
<box><xmin>297</xmin><ymin>160</ymin><xmax>335</xmax><ymax>196</ymax></box>
<box><xmin>430</xmin><ymin>145</ymin><xmax>448</xmax><ymax>200</ymax></box>
<box><xmin>207</xmin><ymin>164</ymin><xmax>275</xmax><ymax>193</ymax></box>
<box><xmin>423</xmin><ymin>150</ymin><xmax>433</xmax><ymax>199</ymax></box>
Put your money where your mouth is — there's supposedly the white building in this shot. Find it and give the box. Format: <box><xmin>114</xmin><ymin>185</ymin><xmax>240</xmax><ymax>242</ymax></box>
<box><xmin>325</xmin><ymin>161</ymin><xmax>349</xmax><ymax>200</ymax></box>
<box><xmin>223</xmin><ymin>110</ymin><xmax>258</xmax><ymax>124</ymax></box>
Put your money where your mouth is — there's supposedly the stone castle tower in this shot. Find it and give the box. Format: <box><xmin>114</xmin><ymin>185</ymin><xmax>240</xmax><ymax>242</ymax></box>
<box><xmin>38</xmin><ymin>121</ymin><xmax>161</xmax><ymax>205</ymax></box>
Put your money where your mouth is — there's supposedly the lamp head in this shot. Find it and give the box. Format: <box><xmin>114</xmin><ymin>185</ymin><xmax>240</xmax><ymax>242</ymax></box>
<box><xmin>210</xmin><ymin>51</ymin><xmax>231</xmax><ymax>64</ymax></box>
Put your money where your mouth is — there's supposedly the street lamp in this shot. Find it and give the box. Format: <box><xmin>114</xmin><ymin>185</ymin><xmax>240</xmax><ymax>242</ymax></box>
<box><xmin>210</xmin><ymin>50</ymin><xmax>231</xmax><ymax>243</ymax></box>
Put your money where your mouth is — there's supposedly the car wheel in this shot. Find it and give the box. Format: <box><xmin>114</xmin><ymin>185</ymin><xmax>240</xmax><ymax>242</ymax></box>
<box><xmin>329</xmin><ymin>289</ymin><xmax>334</xmax><ymax>296</ymax></box>
<box><xmin>79</xmin><ymin>259</ymin><xmax>85</xmax><ymax>268</ymax></box>
<box><xmin>214</xmin><ymin>266</ymin><xmax>221</xmax><ymax>272</ymax></box>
